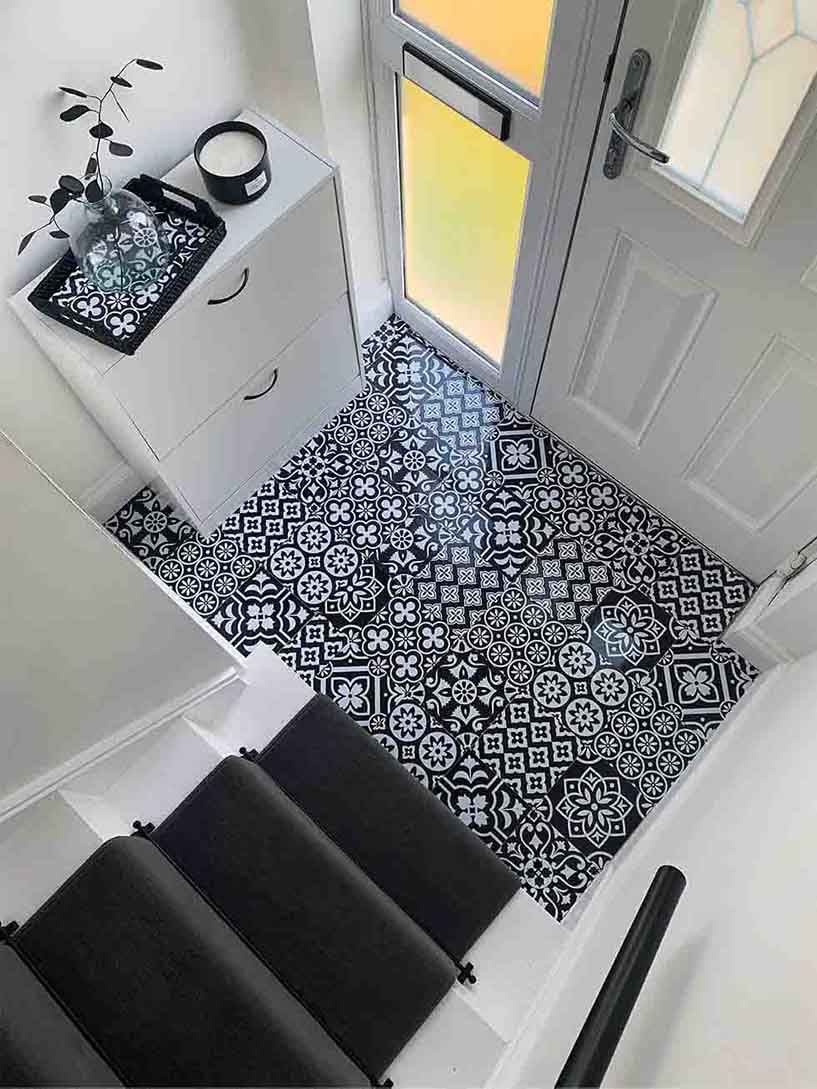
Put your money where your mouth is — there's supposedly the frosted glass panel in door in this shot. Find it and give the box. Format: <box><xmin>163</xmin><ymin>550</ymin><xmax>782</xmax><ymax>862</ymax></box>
<box><xmin>400</xmin><ymin>79</ymin><xmax>530</xmax><ymax>364</ymax></box>
<box><xmin>397</xmin><ymin>0</ymin><xmax>555</xmax><ymax>96</ymax></box>
<box><xmin>657</xmin><ymin>0</ymin><xmax>817</xmax><ymax>221</ymax></box>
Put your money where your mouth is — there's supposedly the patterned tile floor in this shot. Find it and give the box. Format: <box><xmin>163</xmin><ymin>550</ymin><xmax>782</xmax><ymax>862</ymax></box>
<box><xmin>108</xmin><ymin>316</ymin><xmax>758</xmax><ymax>922</ymax></box>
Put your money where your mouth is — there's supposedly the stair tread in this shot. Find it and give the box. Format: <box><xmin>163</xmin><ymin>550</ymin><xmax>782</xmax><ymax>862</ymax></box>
<box><xmin>15</xmin><ymin>837</ymin><xmax>365</xmax><ymax>1087</ymax></box>
<box><xmin>0</xmin><ymin>945</ymin><xmax>121</xmax><ymax>1087</ymax></box>
<box><xmin>258</xmin><ymin>694</ymin><xmax>520</xmax><ymax>962</ymax></box>
<box><xmin>155</xmin><ymin>755</ymin><xmax>454</xmax><ymax>1078</ymax></box>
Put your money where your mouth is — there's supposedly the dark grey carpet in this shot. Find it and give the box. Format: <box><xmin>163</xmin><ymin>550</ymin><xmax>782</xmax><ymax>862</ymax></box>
<box><xmin>15</xmin><ymin>838</ymin><xmax>365</xmax><ymax>1087</ymax></box>
<box><xmin>0</xmin><ymin>945</ymin><xmax>120</xmax><ymax>1087</ymax></box>
<box><xmin>258</xmin><ymin>694</ymin><xmax>520</xmax><ymax>961</ymax></box>
<box><xmin>156</xmin><ymin>755</ymin><xmax>454</xmax><ymax>1078</ymax></box>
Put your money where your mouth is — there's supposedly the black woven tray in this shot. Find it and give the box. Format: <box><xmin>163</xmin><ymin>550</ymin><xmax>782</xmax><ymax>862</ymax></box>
<box><xmin>28</xmin><ymin>174</ymin><xmax>226</xmax><ymax>356</ymax></box>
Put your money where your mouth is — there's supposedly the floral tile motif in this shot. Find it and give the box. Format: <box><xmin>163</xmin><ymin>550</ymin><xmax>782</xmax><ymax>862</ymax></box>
<box><xmin>268</xmin><ymin>523</ymin><xmax>388</xmax><ymax>625</ymax></box>
<box><xmin>459</xmin><ymin>485</ymin><xmax>557</xmax><ymax>580</ymax></box>
<box><xmin>424</xmin><ymin>649</ymin><xmax>507</xmax><ymax>734</ymax></box>
<box><xmin>498</xmin><ymin>805</ymin><xmax>604</xmax><ymax>921</ymax></box>
<box><xmin>529</xmin><ymin>621</ymin><xmax>632</xmax><ymax>741</ymax></box>
<box><xmin>106</xmin><ymin>487</ymin><xmax>194</xmax><ymax>569</ymax></box>
<box><xmin>647</xmin><ymin>637</ymin><xmax>757</xmax><ymax>726</ymax></box>
<box><xmin>483</xmin><ymin>412</ymin><xmax>558</xmax><ymax>489</ymax></box>
<box><xmin>454</xmin><ymin>585</ymin><xmax>555</xmax><ymax>698</ymax></box>
<box><xmin>587</xmin><ymin>587</ymin><xmax>673</xmax><ymax>673</ymax></box>
<box><xmin>369</xmin><ymin>710</ymin><xmax>463</xmax><ymax>790</ymax></box>
<box><xmin>108</xmin><ymin>313</ymin><xmax>759</xmax><ymax>926</ymax></box>
<box><xmin>547</xmin><ymin>758</ymin><xmax>642</xmax><ymax>859</ymax></box>
<box><xmin>429</xmin><ymin>748</ymin><xmax>528</xmax><ymax>852</ymax></box>
<box><xmin>209</xmin><ymin>570</ymin><xmax>312</xmax><ymax>654</ymax></box>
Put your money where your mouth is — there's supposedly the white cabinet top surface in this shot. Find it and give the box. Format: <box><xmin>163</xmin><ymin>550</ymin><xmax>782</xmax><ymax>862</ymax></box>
<box><xmin>9</xmin><ymin>108</ymin><xmax>333</xmax><ymax>375</ymax></box>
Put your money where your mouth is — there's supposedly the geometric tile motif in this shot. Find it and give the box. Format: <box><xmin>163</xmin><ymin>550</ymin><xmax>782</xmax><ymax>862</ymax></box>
<box><xmin>107</xmin><ymin>312</ymin><xmax>759</xmax><ymax>927</ymax></box>
<box><xmin>518</xmin><ymin>536</ymin><xmax>624</xmax><ymax>624</ymax></box>
<box><xmin>476</xmin><ymin>696</ymin><xmax>585</xmax><ymax>802</ymax></box>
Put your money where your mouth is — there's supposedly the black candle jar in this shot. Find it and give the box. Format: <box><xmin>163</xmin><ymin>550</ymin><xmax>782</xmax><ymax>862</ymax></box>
<box><xmin>194</xmin><ymin>120</ymin><xmax>271</xmax><ymax>205</ymax></box>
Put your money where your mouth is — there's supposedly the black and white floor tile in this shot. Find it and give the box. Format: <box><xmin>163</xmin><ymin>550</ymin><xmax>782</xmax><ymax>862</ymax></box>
<box><xmin>107</xmin><ymin>314</ymin><xmax>758</xmax><ymax>923</ymax></box>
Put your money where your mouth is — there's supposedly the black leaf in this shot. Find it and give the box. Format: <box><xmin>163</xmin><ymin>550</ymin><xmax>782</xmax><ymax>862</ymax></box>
<box><xmin>110</xmin><ymin>75</ymin><xmax>132</xmax><ymax>87</ymax></box>
<box><xmin>135</xmin><ymin>58</ymin><xmax>163</xmax><ymax>70</ymax></box>
<box><xmin>109</xmin><ymin>141</ymin><xmax>134</xmax><ymax>157</ymax></box>
<box><xmin>50</xmin><ymin>230</ymin><xmax>69</xmax><ymax>240</ymax></box>
<box><xmin>59</xmin><ymin>174</ymin><xmax>84</xmax><ymax>195</ymax></box>
<box><xmin>60</xmin><ymin>103</ymin><xmax>91</xmax><ymax>122</ymax></box>
<box><xmin>50</xmin><ymin>188</ymin><xmax>70</xmax><ymax>214</ymax></box>
<box><xmin>89</xmin><ymin>121</ymin><xmax>113</xmax><ymax>139</ymax></box>
<box><xmin>85</xmin><ymin>154</ymin><xmax>97</xmax><ymax>177</ymax></box>
<box><xmin>27</xmin><ymin>194</ymin><xmax>48</xmax><ymax>204</ymax></box>
<box><xmin>58</xmin><ymin>86</ymin><xmax>87</xmax><ymax>98</ymax></box>
<box><xmin>84</xmin><ymin>178</ymin><xmax>103</xmax><ymax>202</ymax></box>
<box><xmin>17</xmin><ymin>231</ymin><xmax>35</xmax><ymax>255</ymax></box>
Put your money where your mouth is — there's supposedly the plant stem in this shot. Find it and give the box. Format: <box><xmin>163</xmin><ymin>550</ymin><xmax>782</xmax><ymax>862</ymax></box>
<box><xmin>93</xmin><ymin>58</ymin><xmax>137</xmax><ymax>185</ymax></box>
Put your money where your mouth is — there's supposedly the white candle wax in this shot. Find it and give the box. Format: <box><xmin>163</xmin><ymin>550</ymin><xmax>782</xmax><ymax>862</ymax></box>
<box><xmin>199</xmin><ymin>130</ymin><xmax>264</xmax><ymax>176</ymax></box>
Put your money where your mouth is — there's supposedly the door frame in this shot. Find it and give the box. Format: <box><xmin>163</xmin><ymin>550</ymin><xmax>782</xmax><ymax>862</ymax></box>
<box><xmin>362</xmin><ymin>0</ymin><xmax>626</xmax><ymax>406</ymax></box>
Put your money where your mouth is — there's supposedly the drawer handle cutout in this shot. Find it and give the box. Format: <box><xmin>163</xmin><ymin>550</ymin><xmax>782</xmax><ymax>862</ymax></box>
<box><xmin>208</xmin><ymin>266</ymin><xmax>250</xmax><ymax>306</ymax></box>
<box><xmin>244</xmin><ymin>367</ymin><xmax>279</xmax><ymax>402</ymax></box>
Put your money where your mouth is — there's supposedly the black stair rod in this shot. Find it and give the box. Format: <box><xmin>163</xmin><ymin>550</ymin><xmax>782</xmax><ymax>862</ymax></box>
<box><xmin>555</xmin><ymin>864</ymin><xmax>687</xmax><ymax>1089</ymax></box>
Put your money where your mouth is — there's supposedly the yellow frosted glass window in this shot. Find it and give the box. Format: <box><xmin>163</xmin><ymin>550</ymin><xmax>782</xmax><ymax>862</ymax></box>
<box><xmin>398</xmin><ymin>0</ymin><xmax>555</xmax><ymax>96</ymax></box>
<box><xmin>401</xmin><ymin>79</ymin><xmax>530</xmax><ymax>363</ymax></box>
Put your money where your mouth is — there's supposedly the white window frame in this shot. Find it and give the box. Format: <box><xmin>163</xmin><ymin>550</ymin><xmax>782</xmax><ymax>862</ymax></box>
<box><xmin>362</xmin><ymin>0</ymin><xmax>625</xmax><ymax>409</ymax></box>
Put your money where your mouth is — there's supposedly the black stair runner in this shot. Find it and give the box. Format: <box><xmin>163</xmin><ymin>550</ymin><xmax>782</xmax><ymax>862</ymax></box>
<box><xmin>1</xmin><ymin>694</ymin><xmax>521</xmax><ymax>1086</ymax></box>
<box><xmin>0</xmin><ymin>945</ymin><xmax>121</xmax><ymax>1087</ymax></box>
<box><xmin>14</xmin><ymin>838</ymin><xmax>365</xmax><ymax>1088</ymax></box>
<box><xmin>154</xmin><ymin>755</ymin><xmax>455</xmax><ymax>1080</ymax></box>
<box><xmin>258</xmin><ymin>694</ymin><xmax>520</xmax><ymax>961</ymax></box>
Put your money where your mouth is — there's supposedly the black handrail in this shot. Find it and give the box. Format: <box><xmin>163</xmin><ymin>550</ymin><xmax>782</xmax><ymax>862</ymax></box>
<box><xmin>555</xmin><ymin>864</ymin><xmax>687</xmax><ymax>1088</ymax></box>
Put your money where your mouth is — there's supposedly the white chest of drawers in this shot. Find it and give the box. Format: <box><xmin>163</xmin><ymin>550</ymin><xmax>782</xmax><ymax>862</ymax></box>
<box><xmin>9</xmin><ymin>108</ymin><xmax>364</xmax><ymax>536</ymax></box>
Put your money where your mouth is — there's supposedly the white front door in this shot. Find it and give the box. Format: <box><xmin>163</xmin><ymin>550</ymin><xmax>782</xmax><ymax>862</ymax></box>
<box><xmin>534</xmin><ymin>0</ymin><xmax>817</xmax><ymax>581</ymax></box>
<box><xmin>366</xmin><ymin>0</ymin><xmax>624</xmax><ymax>404</ymax></box>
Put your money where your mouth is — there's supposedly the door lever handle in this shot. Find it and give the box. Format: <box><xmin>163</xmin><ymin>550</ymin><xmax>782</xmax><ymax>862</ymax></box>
<box><xmin>604</xmin><ymin>48</ymin><xmax>669</xmax><ymax>178</ymax></box>
<box><xmin>609</xmin><ymin>107</ymin><xmax>669</xmax><ymax>165</ymax></box>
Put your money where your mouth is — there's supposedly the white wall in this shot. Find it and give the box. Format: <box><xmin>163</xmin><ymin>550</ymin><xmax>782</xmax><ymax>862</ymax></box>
<box><xmin>0</xmin><ymin>432</ymin><xmax>237</xmax><ymax>806</ymax></box>
<box><xmin>307</xmin><ymin>0</ymin><xmax>389</xmax><ymax>331</ymax></box>
<box><xmin>512</xmin><ymin>657</ymin><xmax>817</xmax><ymax>1087</ymax></box>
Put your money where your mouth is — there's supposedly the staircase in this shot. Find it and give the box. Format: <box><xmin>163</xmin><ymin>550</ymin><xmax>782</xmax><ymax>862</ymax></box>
<box><xmin>0</xmin><ymin>648</ymin><xmax>567</xmax><ymax>1087</ymax></box>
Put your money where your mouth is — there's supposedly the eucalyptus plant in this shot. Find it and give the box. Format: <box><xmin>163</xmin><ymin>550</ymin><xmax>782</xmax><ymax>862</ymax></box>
<box><xmin>18</xmin><ymin>57</ymin><xmax>163</xmax><ymax>256</ymax></box>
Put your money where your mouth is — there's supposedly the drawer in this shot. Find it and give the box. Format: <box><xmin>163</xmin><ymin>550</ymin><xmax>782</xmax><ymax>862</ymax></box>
<box><xmin>164</xmin><ymin>295</ymin><xmax>358</xmax><ymax>520</ymax></box>
<box><xmin>107</xmin><ymin>181</ymin><xmax>346</xmax><ymax>458</ymax></box>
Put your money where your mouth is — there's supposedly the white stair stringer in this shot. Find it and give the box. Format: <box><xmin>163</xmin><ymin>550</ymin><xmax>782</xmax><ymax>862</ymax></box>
<box><xmin>387</xmin><ymin>892</ymin><xmax>568</xmax><ymax>1087</ymax></box>
<box><xmin>183</xmin><ymin>645</ymin><xmax>315</xmax><ymax>756</ymax></box>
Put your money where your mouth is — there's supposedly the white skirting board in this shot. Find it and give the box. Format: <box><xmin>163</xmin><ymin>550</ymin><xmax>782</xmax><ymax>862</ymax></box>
<box><xmin>355</xmin><ymin>277</ymin><xmax>393</xmax><ymax>343</ymax></box>
<box><xmin>78</xmin><ymin>457</ymin><xmax>145</xmax><ymax>523</ymax></box>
